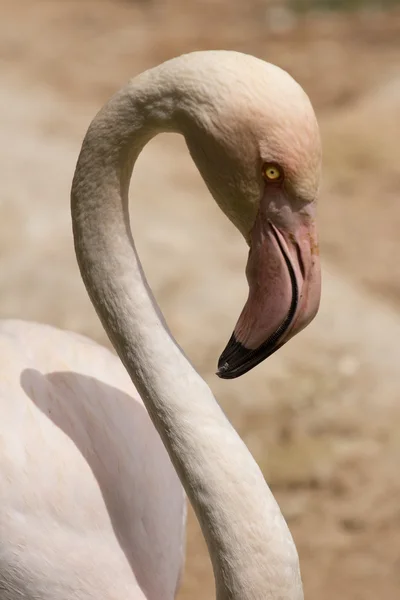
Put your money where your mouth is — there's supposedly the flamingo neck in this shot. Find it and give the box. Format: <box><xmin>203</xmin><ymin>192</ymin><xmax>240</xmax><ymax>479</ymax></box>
<box><xmin>71</xmin><ymin>58</ymin><xmax>303</xmax><ymax>600</ymax></box>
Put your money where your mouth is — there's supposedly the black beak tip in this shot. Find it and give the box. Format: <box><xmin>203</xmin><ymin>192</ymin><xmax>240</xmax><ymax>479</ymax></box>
<box><xmin>216</xmin><ymin>331</ymin><xmax>283</xmax><ymax>379</ymax></box>
<box><xmin>216</xmin><ymin>361</ymin><xmax>235</xmax><ymax>379</ymax></box>
<box><xmin>216</xmin><ymin>333</ymin><xmax>254</xmax><ymax>379</ymax></box>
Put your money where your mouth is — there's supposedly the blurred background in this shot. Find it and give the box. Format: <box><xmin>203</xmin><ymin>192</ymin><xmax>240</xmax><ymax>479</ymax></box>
<box><xmin>1</xmin><ymin>0</ymin><xmax>400</xmax><ymax>598</ymax></box>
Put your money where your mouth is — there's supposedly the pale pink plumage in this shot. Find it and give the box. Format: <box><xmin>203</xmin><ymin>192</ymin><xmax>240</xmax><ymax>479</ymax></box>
<box><xmin>0</xmin><ymin>319</ymin><xmax>185</xmax><ymax>600</ymax></box>
<box><xmin>0</xmin><ymin>50</ymin><xmax>322</xmax><ymax>600</ymax></box>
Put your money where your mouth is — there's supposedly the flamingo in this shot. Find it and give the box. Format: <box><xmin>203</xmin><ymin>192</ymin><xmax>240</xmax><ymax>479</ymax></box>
<box><xmin>0</xmin><ymin>51</ymin><xmax>321</xmax><ymax>600</ymax></box>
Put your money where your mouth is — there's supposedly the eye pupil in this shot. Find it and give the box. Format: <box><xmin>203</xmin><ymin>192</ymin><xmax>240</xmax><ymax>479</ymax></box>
<box><xmin>263</xmin><ymin>163</ymin><xmax>282</xmax><ymax>181</ymax></box>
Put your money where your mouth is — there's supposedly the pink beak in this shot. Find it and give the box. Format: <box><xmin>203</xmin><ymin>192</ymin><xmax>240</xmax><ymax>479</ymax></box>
<box><xmin>217</xmin><ymin>193</ymin><xmax>321</xmax><ymax>379</ymax></box>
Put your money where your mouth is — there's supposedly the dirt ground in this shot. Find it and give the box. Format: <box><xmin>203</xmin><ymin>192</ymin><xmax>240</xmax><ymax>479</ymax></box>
<box><xmin>1</xmin><ymin>1</ymin><xmax>400</xmax><ymax>598</ymax></box>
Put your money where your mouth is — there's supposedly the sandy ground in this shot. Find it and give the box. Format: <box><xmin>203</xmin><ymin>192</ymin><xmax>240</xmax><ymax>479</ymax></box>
<box><xmin>1</xmin><ymin>1</ymin><xmax>400</xmax><ymax>598</ymax></box>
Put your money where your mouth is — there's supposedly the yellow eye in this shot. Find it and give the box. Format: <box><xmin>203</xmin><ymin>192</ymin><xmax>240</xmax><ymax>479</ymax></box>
<box><xmin>263</xmin><ymin>163</ymin><xmax>283</xmax><ymax>181</ymax></box>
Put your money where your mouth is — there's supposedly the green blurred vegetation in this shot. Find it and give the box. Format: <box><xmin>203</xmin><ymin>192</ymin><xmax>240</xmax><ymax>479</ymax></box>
<box><xmin>291</xmin><ymin>0</ymin><xmax>400</xmax><ymax>12</ymax></box>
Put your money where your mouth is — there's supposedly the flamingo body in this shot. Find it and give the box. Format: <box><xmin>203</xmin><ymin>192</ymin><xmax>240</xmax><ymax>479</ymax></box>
<box><xmin>0</xmin><ymin>319</ymin><xmax>185</xmax><ymax>600</ymax></box>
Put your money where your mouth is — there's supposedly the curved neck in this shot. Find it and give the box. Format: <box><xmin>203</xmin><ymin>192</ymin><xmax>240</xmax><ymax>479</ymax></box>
<box><xmin>71</xmin><ymin>68</ymin><xmax>303</xmax><ymax>600</ymax></box>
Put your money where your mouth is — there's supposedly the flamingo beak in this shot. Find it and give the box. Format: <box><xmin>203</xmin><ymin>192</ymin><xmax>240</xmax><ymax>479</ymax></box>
<box><xmin>217</xmin><ymin>193</ymin><xmax>321</xmax><ymax>379</ymax></box>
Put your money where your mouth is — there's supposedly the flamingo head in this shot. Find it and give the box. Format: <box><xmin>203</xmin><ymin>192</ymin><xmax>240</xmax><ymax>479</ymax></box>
<box><xmin>178</xmin><ymin>52</ymin><xmax>322</xmax><ymax>378</ymax></box>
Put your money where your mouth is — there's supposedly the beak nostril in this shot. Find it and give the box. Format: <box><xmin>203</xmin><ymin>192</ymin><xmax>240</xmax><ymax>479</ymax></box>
<box><xmin>294</xmin><ymin>240</ymin><xmax>306</xmax><ymax>281</ymax></box>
